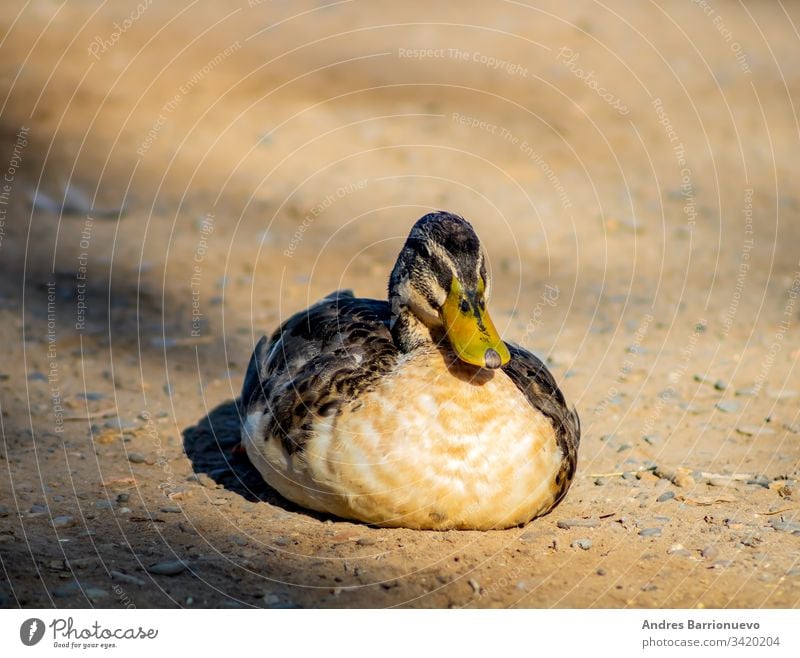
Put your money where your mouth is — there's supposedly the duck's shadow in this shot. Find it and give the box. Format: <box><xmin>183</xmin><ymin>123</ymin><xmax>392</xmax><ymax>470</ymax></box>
<box><xmin>182</xmin><ymin>400</ymin><xmax>272</xmax><ymax>503</ymax></box>
<box><xmin>182</xmin><ymin>400</ymin><xmax>313</xmax><ymax>516</ymax></box>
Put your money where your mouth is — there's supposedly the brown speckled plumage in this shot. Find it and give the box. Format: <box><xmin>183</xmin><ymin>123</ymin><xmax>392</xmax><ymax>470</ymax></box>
<box><xmin>502</xmin><ymin>344</ymin><xmax>581</xmax><ymax>513</ymax></box>
<box><xmin>241</xmin><ymin>291</ymin><xmax>398</xmax><ymax>454</ymax></box>
<box><xmin>240</xmin><ymin>211</ymin><xmax>581</xmax><ymax>529</ymax></box>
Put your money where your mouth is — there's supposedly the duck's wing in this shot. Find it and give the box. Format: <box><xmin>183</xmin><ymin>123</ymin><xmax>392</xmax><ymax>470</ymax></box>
<box><xmin>240</xmin><ymin>290</ymin><xmax>399</xmax><ymax>454</ymax></box>
<box><xmin>502</xmin><ymin>343</ymin><xmax>580</xmax><ymax>509</ymax></box>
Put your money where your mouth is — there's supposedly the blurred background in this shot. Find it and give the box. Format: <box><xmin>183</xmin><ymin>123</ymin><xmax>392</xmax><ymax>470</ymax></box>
<box><xmin>0</xmin><ymin>0</ymin><xmax>798</xmax><ymax>609</ymax></box>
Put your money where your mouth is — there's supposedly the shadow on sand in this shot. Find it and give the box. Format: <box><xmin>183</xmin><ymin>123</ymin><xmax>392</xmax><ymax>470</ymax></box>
<box><xmin>183</xmin><ymin>399</ymin><xmax>278</xmax><ymax>504</ymax></box>
<box><xmin>182</xmin><ymin>399</ymin><xmax>331</xmax><ymax>521</ymax></box>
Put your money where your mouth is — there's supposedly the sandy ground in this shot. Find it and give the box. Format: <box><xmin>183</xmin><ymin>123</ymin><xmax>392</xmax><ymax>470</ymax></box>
<box><xmin>0</xmin><ymin>0</ymin><xmax>799</xmax><ymax>608</ymax></box>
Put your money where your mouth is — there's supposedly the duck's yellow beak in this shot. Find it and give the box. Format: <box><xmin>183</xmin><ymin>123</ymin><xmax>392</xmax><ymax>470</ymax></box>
<box><xmin>440</xmin><ymin>277</ymin><xmax>511</xmax><ymax>370</ymax></box>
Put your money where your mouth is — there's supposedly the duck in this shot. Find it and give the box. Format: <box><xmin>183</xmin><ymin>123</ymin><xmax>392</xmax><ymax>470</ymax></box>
<box><xmin>240</xmin><ymin>211</ymin><xmax>580</xmax><ymax>530</ymax></box>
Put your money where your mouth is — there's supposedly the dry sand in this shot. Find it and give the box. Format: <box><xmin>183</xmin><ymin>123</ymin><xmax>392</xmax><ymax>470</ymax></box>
<box><xmin>0</xmin><ymin>0</ymin><xmax>798</xmax><ymax>608</ymax></box>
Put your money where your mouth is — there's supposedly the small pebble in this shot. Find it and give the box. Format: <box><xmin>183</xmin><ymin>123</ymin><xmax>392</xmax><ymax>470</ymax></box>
<box><xmin>736</xmin><ymin>425</ymin><xmax>775</xmax><ymax>437</ymax></box>
<box><xmin>0</xmin><ymin>505</ymin><xmax>8</xmax><ymax>517</ymax></box>
<box><xmin>468</xmin><ymin>578</ymin><xmax>482</xmax><ymax>594</ymax></box>
<box><xmin>52</xmin><ymin>581</ymin><xmax>81</xmax><ymax>597</ymax></box>
<box><xmin>771</xmin><ymin>520</ymin><xmax>800</xmax><ymax>533</ymax></box>
<box><xmin>127</xmin><ymin>452</ymin><xmax>146</xmax><ymax>464</ymax></box>
<box><xmin>29</xmin><ymin>503</ymin><xmax>47</xmax><ymax>514</ymax></box>
<box><xmin>229</xmin><ymin>535</ymin><xmax>248</xmax><ymax>547</ymax></box>
<box><xmin>519</xmin><ymin>531</ymin><xmax>537</xmax><ymax>543</ymax></box>
<box><xmin>557</xmin><ymin>518</ymin><xmax>599</xmax><ymax>529</ymax></box>
<box><xmin>639</xmin><ymin>528</ymin><xmax>662</xmax><ymax>537</ymax></box>
<box><xmin>596</xmin><ymin>567</ymin><xmax>607</xmax><ymax>576</ymax></box>
<box><xmin>747</xmin><ymin>474</ymin><xmax>770</xmax><ymax>488</ymax></box>
<box><xmin>117</xmin><ymin>493</ymin><xmax>130</xmax><ymax>503</ymax></box>
<box><xmin>85</xmin><ymin>588</ymin><xmax>108</xmax><ymax>601</ymax></box>
<box><xmin>654</xmin><ymin>466</ymin><xmax>682</xmax><ymax>487</ymax></box>
<box><xmin>701</xmin><ymin>545</ymin><xmax>719</xmax><ymax>559</ymax></box>
<box><xmin>330</xmin><ymin>529</ymin><xmax>361</xmax><ymax>543</ymax></box>
<box><xmin>272</xmin><ymin>536</ymin><xmax>290</xmax><ymax>546</ymax></box>
<box><xmin>715</xmin><ymin>400</ymin><xmax>740</xmax><ymax>413</ymax></box>
<box><xmin>642</xmin><ymin>434</ymin><xmax>661</xmax><ymax>446</ymax></box>
<box><xmin>52</xmin><ymin>515</ymin><xmax>76</xmax><ymax>529</ymax></box>
<box><xmin>262</xmin><ymin>593</ymin><xmax>281</xmax><ymax>606</ymax></box>
<box><xmin>188</xmin><ymin>473</ymin><xmax>217</xmax><ymax>488</ymax></box>
<box><xmin>78</xmin><ymin>392</ymin><xmax>106</xmax><ymax>401</ymax></box>
<box><xmin>70</xmin><ymin>557</ymin><xmax>97</xmax><ymax>569</ymax></box>
<box><xmin>707</xmin><ymin>476</ymin><xmax>740</xmax><ymax>488</ymax></box>
<box><xmin>105</xmin><ymin>418</ymin><xmax>138</xmax><ymax>430</ymax></box>
<box><xmin>111</xmin><ymin>571</ymin><xmax>145</xmax><ymax>586</ymax></box>
<box><xmin>146</xmin><ymin>560</ymin><xmax>188</xmax><ymax>576</ymax></box>
<box><xmin>594</xmin><ymin>477</ymin><xmax>608</xmax><ymax>486</ymax></box>
<box><xmin>571</xmin><ymin>539</ymin><xmax>592</xmax><ymax>550</ymax></box>
<box><xmin>95</xmin><ymin>500</ymin><xmax>114</xmax><ymax>510</ymax></box>
<box><xmin>786</xmin><ymin>568</ymin><xmax>800</xmax><ymax>578</ymax></box>
<box><xmin>713</xmin><ymin>379</ymin><xmax>727</xmax><ymax>391</ymax></box>
<box><xmin>657</xmin><ymin>491</ymin><xmax>675</xmax><ymax>502</ymax></box>
<box><xmin>160</xmin><ymin>506</ymin><xmax>181</xmax><ymax>514</ymax></box>
<box><xmin>709</xmin><ymin>560</ymin><xmax>733</xmax><ymax>569</ymax></box>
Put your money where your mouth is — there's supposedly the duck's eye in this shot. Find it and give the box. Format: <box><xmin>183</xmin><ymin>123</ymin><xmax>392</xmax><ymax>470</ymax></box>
<box><xmin>459</xmin><ymin>299</ymin><xmax>470</xmax><ymax>314</ymax></box>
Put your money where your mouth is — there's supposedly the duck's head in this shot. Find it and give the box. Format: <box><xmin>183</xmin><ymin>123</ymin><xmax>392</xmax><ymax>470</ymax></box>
<box><xmin>388</xmin><ymin>211</ymin><xmax>511</xmax><ymax>370</ymax></box>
